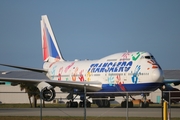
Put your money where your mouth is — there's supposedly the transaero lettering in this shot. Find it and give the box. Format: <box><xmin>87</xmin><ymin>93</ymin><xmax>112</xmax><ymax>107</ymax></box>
<box><xmin>88</xmin><ymin>61</ymin><xmax>133</xmax><ymax>73</ymax></box>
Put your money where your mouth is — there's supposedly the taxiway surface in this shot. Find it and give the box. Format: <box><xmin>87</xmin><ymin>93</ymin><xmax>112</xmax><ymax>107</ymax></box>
<box><xmin>0</xmin><ymin>108</ymin><xmax>180</xmax><ymax>117</ymax></box>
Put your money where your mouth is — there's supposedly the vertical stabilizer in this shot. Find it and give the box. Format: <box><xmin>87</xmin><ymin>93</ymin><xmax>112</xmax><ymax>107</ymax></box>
<box><xmin>41</xmin><ymin>15</ymin><xmax>64</xmax><ymax>62</ymax></box>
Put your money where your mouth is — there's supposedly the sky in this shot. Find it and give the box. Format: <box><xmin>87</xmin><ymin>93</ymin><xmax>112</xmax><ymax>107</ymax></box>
<box><xmin>0</xmin><ymin>0</ymin><xmax>180</xmax><ymax>70</ymax></box>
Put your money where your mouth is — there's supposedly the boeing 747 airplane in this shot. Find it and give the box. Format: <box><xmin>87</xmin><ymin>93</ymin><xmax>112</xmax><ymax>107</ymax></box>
<box><xmin>0</xmin><ymin>15</ymin><xmax>179</xmax><ymax>108</ymax></box>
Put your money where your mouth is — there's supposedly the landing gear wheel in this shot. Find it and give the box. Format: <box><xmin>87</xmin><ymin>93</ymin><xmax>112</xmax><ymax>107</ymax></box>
<box><xmin>79</xmin><ymin>101</ymin><xmax>83</xmax><ymax>107</ymax></box>
<box><xmin>139</xmin><ymin>101</ymin><xmax>149</xmax><ymax>108</ymax></box>
<box><xmin>139</xmin><ymin>101</ymin><xmax>144</xmax><ymax>108</ymax></box>
<box><xmin>103</xmin><ymin>100</ymin><xmax>110</xmax><ymax>108</ymax></box>
<box><xmin>66</xmin><ymin>102</ymin><xmax>70</xmax><ymax>108</ymax></box>
<box><xmin>145</xmin><ymin>102</ymin><xmax>149</xmax><ymax>107</ymax></box>
<box><xmin>128</xmin><ymin>101</ymin><xmax>133</xmax><ymax>108</ymax></box>
<box><xmin>97</xmin><ymin>100</ymin><xmax>110</xmax><ymax>108</ymax></box>
<box><xmin>87</xmin><ymin>101</ymin><xmax>91</xmax><ymax>108</ymax></box>
<box><xmin>66</xmin><ymin>101</ymin><xmax>78</xmax><ymax>108</ymax></box>
<box><xmin>71</xmin><ymin>101</ymin><xmax>78</xmax><ymax>108</ymax></box>
<box><xmin>121</xmin><ymin>101</ymin><xmax>126</xmax><ymax>108</ymax></box>
<box><xmin>121</xmin><ymin>101</ymin><xmax>134</xmax><ymax>108</ymax></box>
<box><xmin>97</xmin><ymin>100</ymin><xmax>103</xmax><ymax>107</ymax></box>
<box><xmin>79</xmin><ymin>101</ymin><xmax>91</xmax><ymax>108</ymax></box>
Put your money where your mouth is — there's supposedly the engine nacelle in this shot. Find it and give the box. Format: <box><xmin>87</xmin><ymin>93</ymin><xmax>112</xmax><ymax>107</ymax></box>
<box><xmin>37</xmin><ymin>82</ymin><xmax>56</xmax><ymax>101</ymax></box>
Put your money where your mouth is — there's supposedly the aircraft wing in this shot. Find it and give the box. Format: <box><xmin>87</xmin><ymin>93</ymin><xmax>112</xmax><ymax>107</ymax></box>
<box><xmin>163</xmin><ymin>79</ymin><xmax>180</xmax><ymax>85</ymax></box>
<box><xmin>0</xmin><ymin>77</ymin><xmax>102</xmax><ymax>92</ymax></box>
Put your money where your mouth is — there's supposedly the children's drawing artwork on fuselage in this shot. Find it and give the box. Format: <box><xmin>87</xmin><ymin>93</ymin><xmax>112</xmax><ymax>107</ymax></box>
<box><xmin>64</xmin><ymin>62</ymin><xmax>75</xmax><ymax>73</ymax></box>
<box><xmin>49</xmin><ymin>58</ymin><xmax>60</xmax><ymax>68</ymax></box>
<box><xmin>58</xmin><ymin>67</ymin><xmax>63</xmax><ymax>81</ymax></box>
<box><xmin>131</xmin><ymin>52</ymin><xmax>144</xmax><ymax>61</ymax></box>
<box><xmin>116</xmin><ymin>74</ymin><xmax>126</xmax><ymax>91</ymax></box>
<box><xmin>108</xmin><ymin>74</ymin><xmax>126</xmax><ymax>91</ymax></box>
<box><xmin>51</xmin><ymin>65</ymin><xmax>57</xmax><ymax>80</ymax></box>
<box><xmin>79</xmin><ymin>70</ymin><xmax>84</xmax><ymax>82</ymax></box>
<box><xmin>131</xmin><ymin>65</ymin><xmax>141</xmax><ymax>84</ymax></box>
<box><xmin>120</xmin><ymin>52</ymin><xmax>130</xmax><ymax>61</ymax></box>
<box><xmin>108</xmin><ymin>75</ymin><xmax>115</xmax><ymax>86</ymax></box>
<box><xmin>72</xmin><ymin>67</ymin><xmax>78</xmax><ymax>81</ymax></box>
<box><xmin>147</xmin><ymin>60</ymin><xmax>159</xmax><ymax>69</ymax></box>
<box><xmin>86</xmin><ymin>71</ymin><xmax>91</xmax><ymax>81</ymax></box>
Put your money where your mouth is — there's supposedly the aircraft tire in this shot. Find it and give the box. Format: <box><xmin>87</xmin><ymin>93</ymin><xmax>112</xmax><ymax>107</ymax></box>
<box><xmin>144</xmin><ymin>102</ymin><xmax>149</xmax><ymax>108</ymax></box>
<box><xmin>103</xmin><ymin>100</ymin><xmax>110</xmax><ymax>108</ymax></box>
<box><xmin>139</xmin><ymin>101</ymin><xmax>144</xmax><ymax>108</ymax></box>
<box><xmin>121</xmin><ymin>101</ymin><xmax>126</xmax><ymax>108</ymax></box>
<box><xmin>128</xmin><ymin>101</ymin><xmax>134</xmax><ymax>108</ymax></box>
<box><xmin>79</xmin><ymin>101</ymin><xmax>91</xmax><ymax>108</ymax></box>
<box><xmin>79</xmin><ymin>101</ymin><xmax>83</xmax><ymax>108</ymax></box>
<box><xmin>66</xmin><ymin>102</ymin><xmax>70</xmax><ymax>108</ymax></box>
<box><xmin>70</xmin><ymin>101</ymin><xmax>78</xmax><ymax>108</ymax></box>
<box><xmin>87</xmin><ymin>101</ymin><xmax>91</xmax><ymax>108</ymax></box>
<box><xmin>96</xmin><ymin>100</ymin><xmax>103</xmax><ymax>108</ymax></box>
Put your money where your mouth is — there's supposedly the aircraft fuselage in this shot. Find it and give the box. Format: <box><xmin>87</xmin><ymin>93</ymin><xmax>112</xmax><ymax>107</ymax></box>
<box><xmin>44</xmin><ymin>51</ymin><xmax>164</xmax><ymax>93</ymax></box>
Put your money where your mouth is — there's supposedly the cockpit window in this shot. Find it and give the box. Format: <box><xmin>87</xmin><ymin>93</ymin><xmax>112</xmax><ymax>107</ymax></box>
<box><xmin>145</xmin><ymin>56</ymin><xmax>154</xmax><ymax>59</ymax></box>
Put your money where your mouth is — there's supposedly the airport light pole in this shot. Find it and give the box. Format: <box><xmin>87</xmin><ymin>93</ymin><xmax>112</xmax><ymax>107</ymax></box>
<box><xmin>126</xmin><ymin>92</ymin><xmax>129</xmax><ymax>120</ymax></box>
<box><xmin>40</xmin><ymin>91</ymin><xmax>42</xmax><ymax>120</ymax></box>
<box><xmin>168</xmin><ymin>91</ymin><xmax>171</xmax><ymax>120</ymax></box>
<box><xmin>84</xmin><ymin>84</ymin><xmax>87</xmax><ymax>120</ymax></box>
<box><xmin>161</xmin><ymin>85</ymin><xmax>165</xmax><ymax>120</ymax></box>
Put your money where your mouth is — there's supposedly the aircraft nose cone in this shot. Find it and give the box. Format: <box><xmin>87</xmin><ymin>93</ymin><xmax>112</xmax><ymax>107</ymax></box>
<box><xmin>152</xmin><ymin>69</ymin><xmax>164</xmax><ymax>83</ymax></box>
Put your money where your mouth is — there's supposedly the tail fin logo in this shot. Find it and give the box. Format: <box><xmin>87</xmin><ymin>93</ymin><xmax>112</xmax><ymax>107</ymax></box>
<box><xmin>43</xmin><ymin>25</ymin><xmax>60</xmax><ymax>60</ymax></box>
<box><xmin>41</xmin><ymin>15</ymin><xmax>64</xmax><ymax>62</ymax></box>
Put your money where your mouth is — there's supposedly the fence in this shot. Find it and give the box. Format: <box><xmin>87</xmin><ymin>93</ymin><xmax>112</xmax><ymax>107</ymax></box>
<box><xmin>0</xmin><ymin>90</ymin><xmax>180</xmax><ymax>120</ymax></box>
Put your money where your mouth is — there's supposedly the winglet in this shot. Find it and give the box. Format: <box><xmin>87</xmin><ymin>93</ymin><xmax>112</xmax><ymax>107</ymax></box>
<box><xmin>41</xmin><ymin>15</ymin><xmax>65</xmax><ymax>62</ymax></box>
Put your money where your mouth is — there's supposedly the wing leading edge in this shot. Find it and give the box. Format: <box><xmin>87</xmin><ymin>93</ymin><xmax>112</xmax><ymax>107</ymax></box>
<box><xmin>0</xmin><ymin>77</ymin><xmax>102</xmax><ymax>92</ymax></box>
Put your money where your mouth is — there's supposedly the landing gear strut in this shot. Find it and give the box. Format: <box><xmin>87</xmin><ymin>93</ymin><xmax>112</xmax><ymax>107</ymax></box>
<box><xmin>66</xmin><ymin>92</ymin><xmax>79</xmax><ymax>108</ymax></box>
<box><xmin>139</xmin><ymin>94</ymin><xmax>149</xmax><ymax>108</ymax></box>
<box><xmin>66</xmin><ymin>91</ymin><xmax>91</xmax><ymax>108</ymax></box>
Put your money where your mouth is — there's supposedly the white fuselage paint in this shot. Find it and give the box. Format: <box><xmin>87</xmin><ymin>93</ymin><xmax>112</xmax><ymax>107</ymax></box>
<box><xmin>43</xmin><ymin>51</ymin><xmax>163</xmax><ymax>92</ymax></box>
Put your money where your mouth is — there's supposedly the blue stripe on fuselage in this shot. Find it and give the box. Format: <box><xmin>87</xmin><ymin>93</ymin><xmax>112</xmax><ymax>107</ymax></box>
<box><xmin>99</xmin><ymin>83</ymin><xmax>162</xmax><ymax>92</ymax></box>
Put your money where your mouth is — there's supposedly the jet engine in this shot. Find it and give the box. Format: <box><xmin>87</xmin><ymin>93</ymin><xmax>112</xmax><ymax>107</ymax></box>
<box><xmin>37</xmin><ymin>82</ymin><xmax>56</xmax><ymax>101</ymax></box>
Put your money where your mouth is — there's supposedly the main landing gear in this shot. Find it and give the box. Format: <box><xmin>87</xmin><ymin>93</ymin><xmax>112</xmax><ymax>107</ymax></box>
<box><xmin>93</xmin><ymin>97</ymin><xmax>110</xmax><ymax>108</ymax></box>
<box><xmin>121</xmin><ymin>96</ymin><xmax>134</xmax><ymax>108</ymax></box>
<box><xmin>66</xmin><ymin>92</ymin><xmax>91</xmax><ymax>108</ymax></box>
<box><xmin>120</xmin><ymin>94</ymin><xmax>149</xmax><ymax>108</ymax></box>
<box><xmin>66</xmin><ymin>100</ymin><xmax>91</xmax><ymax>108</ymax></box>
<box><xmin>139</xmin><ymin>94</ymin><xmax>149</xmax><ymax>108</ymax></box>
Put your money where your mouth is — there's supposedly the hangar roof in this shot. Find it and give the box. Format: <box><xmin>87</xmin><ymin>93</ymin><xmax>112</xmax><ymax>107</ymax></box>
<box><xmin>163</xmin><ymin>70</ymin><xmax>180</xmax><ymax>79</ymax></box>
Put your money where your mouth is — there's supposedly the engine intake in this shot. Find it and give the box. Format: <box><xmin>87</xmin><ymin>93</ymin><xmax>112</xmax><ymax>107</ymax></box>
<box><xmin>37</xmin><ymin>82</ymin><xmax>56</xmax><ymax>102</ymax></box>
<box><xmin>41</xmin><ymin>87</ymin><xmax>56</xmax><ymax>101</ymax></box>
